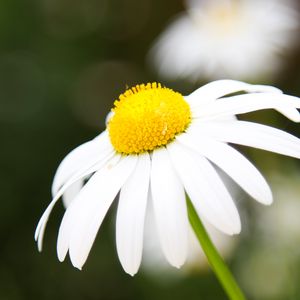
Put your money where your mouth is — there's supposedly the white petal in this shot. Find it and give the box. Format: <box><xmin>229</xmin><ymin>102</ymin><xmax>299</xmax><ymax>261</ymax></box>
<box><xmin>186</xmin><ymin>80</ymin><xmax>282</xmax><ymax>107</ymax></box>
<box><xmin>56</xmin><ymin>154</ymin><xmax>121</xmax><ymax>262</ymax></box>
<box><xmin>177</xmin><ymin>134</ymin><xmax>272</xmax><ymax>205</ymax></box>
<box><xmin>193</xmin><ymin>93</ymin><xmax>300</xmax><ymax>122</ymax></box>
<box><xmin>116</xmin><ymin>153</ymin><xmax>150</xmax><ymax>276</ymax></box>
<box><xmin>35</xmin><ymin>148</ymin><xmax>114</xmax><ymax>251</ymax></box>
<box><xmin>189</xmin><ymin>120</ymin><xmax>300</xmax><ymax>159</ymax></box>
<box><xmin>67</xmin><ymin>155</ymin><xmax>137</xmax><ymax>270</ymax></box>
<box><xmin>168</xmin><ymin>142</ymin><xmax>241</xmax><ymax>235</ymax></box>
<box><xmin>52</xmin><ymin>131</ymin><xmax>113</xmax><ymax>196</ymax></box>
<box><xmin>62</xmin><ymin>180</ymin><xmax>84</xmax><ymax>208</ymax></box>
<box><xmin>150</xmin><ymin>147</ymin><xmax>188</xmax><ymax>268</ymax></box>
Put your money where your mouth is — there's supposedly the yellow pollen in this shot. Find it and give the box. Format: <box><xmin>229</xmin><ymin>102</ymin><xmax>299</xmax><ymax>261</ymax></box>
<box><xmin>108</xmin><ymin>82</ymin><xmax>191</xmax><ymax>154</ymax></box>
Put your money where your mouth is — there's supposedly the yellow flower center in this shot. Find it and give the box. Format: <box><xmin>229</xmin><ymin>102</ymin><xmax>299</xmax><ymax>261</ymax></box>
<box><xmin>108</xmin><ymin>83</ymin><xmax>191</xmax><ymax>154</ymax></box>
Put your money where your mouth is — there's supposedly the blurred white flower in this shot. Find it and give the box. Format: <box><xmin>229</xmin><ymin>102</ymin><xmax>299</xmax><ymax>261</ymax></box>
<box><xmin>150</xmin><ymin>0</ymin><xmax>299</xmax><ymax>82</ymax></box>
<box><xmin>35</xmin><ymin>80</ymin><xmax>300</xmax><ymax>276</ymax></box>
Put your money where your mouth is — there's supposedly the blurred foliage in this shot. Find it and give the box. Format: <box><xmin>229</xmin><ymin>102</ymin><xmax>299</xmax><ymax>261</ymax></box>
<box><xmin>1</xmin><ymin>0</ymin><xmax>300</xmax><ymax>299</ymax></box>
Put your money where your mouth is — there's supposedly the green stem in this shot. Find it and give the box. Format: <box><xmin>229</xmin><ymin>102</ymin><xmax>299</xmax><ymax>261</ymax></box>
<box><xmin>186</xmin><ymin>197</ymin><xmax>246</xmax><ymax>300</ymax></box>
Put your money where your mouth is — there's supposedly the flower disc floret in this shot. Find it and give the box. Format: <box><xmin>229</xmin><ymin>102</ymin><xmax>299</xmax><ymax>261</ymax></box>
<box><xmin>108</xmin><ymin>83</ymin><xmax>191</xmax><ymax>154</ymax></box>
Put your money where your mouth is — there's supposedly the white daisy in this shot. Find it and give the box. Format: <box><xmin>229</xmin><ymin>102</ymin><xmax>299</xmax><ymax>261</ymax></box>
<box><xmin>150</xmin><ymin>0</ymin><xmax>299</xmax><ymax>81</ymax></box>
<box><xmin>35</xmin><ymin>80</ymin><xmax>300</xmax><ymax>276</ymax></box>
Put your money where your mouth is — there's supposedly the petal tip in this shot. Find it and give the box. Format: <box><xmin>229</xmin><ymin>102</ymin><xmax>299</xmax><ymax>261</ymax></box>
<box><xmin>37</xmin><ymin>238</ymin><xmax>43</xmax><ymax>252</ymax></box>
<box><xmin>70</xmin><ymin>254</ymin><xmax>84</xmax><ymax>270</ymax></box>
<box><xmin>257</xmin><ymin>192</ymin><xmax>273</xmax><ymax>206</ymax></box>
<box><xmin>233</xmin><ymin>227</ymin><xmax>241</xmax><ymax>235</ymax></box>
<box><xmin>172</xmin><ymin>262</ymin><xmax>184</xmax><ymax>269</ymax></box>
<box><xmin>57</xmin><ymin>251</ymin><xmax>67</xmax><ymax>262</ymax></box>
<box><xmin>168</xmin><ymin>257</ymin><xmax>185</xmax><ymax>269</ymax></box>
<box><xmin>125</xmin><ymin>269</ymin><xmax>137</xmax><ymax>277</ymax></box>
<box><xmin>121</xmin><ymin>261</ymin><xmax>140</xmax><ymax>277</ymax></box>
<box><xmin>74</xmin><ymin>264</ymin><xmax>83</xmax><ymax>271</ymax></box>
<box><xmin>264</xmin><ymin>198</ymin><xmax>273</xmax><ymax>206</ymax></box>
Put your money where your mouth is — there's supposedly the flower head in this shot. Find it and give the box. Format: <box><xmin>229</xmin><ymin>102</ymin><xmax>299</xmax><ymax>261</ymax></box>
<box><xmin>35</xmin><ymin>79</ymin><xmax>300</xmax><ymax>275</ymax></box>
<box><xmin>108</xmin><ymin>83</ymin><xmax>191</xmax><ymax>154</ymax></box>
<box><xmin>150</xmin><ymin>0</ymin><xmax>299</xmax><ymax>81</ymax></box>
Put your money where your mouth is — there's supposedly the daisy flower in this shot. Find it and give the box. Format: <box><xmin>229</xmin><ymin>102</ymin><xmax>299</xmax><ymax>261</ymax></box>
<box><xmin>35</xmin><ymin>80</ymin><xmax>300</xmax><ymax>276</ymax></box>
<box><xmin>150</xmin><ymin>0</ymin><xmax>299</xmax><ymax>81</ymax></box>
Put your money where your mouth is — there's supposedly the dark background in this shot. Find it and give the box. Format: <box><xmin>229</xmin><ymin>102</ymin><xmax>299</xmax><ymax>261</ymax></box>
<box><xmin>1</xmin><ymin>0</ymin><xmax>300</xmax><ymax>299</ymax></box>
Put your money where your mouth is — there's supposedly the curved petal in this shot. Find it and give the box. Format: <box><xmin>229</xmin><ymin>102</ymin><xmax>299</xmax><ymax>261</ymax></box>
<box><xmin>62</xmin><ymin>180</ymin><xmax>84</xmax><ymax>208</ymax></box>
<box><xmin>189</xmin><ymin>120</ymin><xmax>300</xmax><ymax>159</ymax></box>
<box><xmin>66</xmin><ymin>155</ymin><xmax>137</xmax><ymax>270</ymax></box>
<box><xmin>186</xmin><ymin>80</ymin><xmax>282</xmax><ymax>107</ymax></box>
<box><xmin>52</xmin><ymin>131</ymin><xmax>113</xmax><ymax>196</ymax></box>
<box><xmin>150</xmin><ymin>147</ymin><xmax>188</xmax><ymax>268</ymax></box>
<box><xmin>168</xmin><ymin>142</ymin><xmax>241</xmax><ymax>235</ymax></box>
<box><xmin>56</xmin><ymin>155</ymin><xmax>123</xmax><ymax>263</ymax></box>
<box><xmin>35</xmin><ymin>149</ymin><xmax>114</xmax><ymax>252</ymax></box>
<box><xmin>192</xmin><ymin>93</ymin><xmax>300</xmax><ymax>122</ymax></box>
<box><xmin>116</xmin><ymin>153</ymin><xmax>150</xmax><ymax>276</ymax></box>
<box><xmin>177</xmin><ymin>133</ymin><xmax>272</xmax><ymax>205</ymax></box>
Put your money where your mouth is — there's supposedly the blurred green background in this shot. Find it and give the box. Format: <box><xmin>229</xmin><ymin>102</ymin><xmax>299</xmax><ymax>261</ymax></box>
<box><xmin>1</xmin><ymin>0</ymin><xmax>300</xmax><ymax>299</ymax></box>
